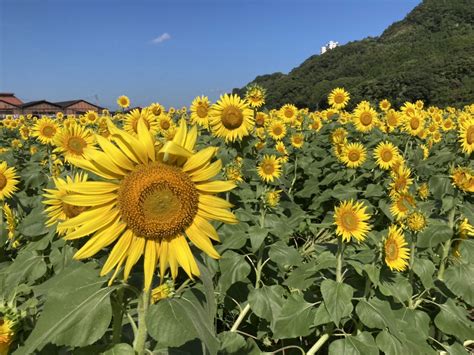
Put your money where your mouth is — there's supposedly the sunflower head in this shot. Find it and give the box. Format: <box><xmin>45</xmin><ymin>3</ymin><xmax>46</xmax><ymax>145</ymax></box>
<box><xmin>245</xmin><ymin>84</ymin><xmax>266</xmax><ymax>108</ymax></box>
<box><xmin>117</xmin><ymin>95</ymin><xmax>130</xmax><ymax>108</ymax></box>
<box><xmin>257</xmin><ymin>155</ymin><xmax>282</xmax><ymax>183</ymax></box>
<box><xmin>328</xmin><ymin>88</ymin><xmax>350</xmax><ymax>109</ymax></box>
<box><xmin>268</xmin><ymin>120</ymin><xmax>287</xmax><ymax>141</ymax></box>
<box><xmin>384</xmin><ymin>225</ymin><xmax>410</xmax><ymax>271</ymax></box>
<box><xmin>290</xmin><ymin>133</ymin><xmax>304</xmax><ymax>149</ymax></box>
<box><xmin>265</xmin><ymin>189</ymin><xmax>282</xmax><ymax>208</ymax></box>
<box><xmin>53</xmin><ymin>124</ymin><xmax>95</xmax><ymax>161</ymax></box>
<box><xmin>379</xmin><ymin>99</ymin><xmax>391</xmax><ymax>111</ymax></box>
<box><xmin>0</xmin><ymin>162</ymin><xmax>19</xmax><ymax>200</ymax></box>
<box><xmin>334</xmin><ymin>200</ymin><xmax>371</xmax><ymax>243</ymax></box>
<box><xmin>406</xmin><ymin>211</ymin><xmax>427</xmax><ymax>232</ymax></box>
<box><xmin>459</xmin><ymin>118</ymin><xmax>474</xmax><ymax>155</ymax></box>
<box><xmin>341</xmin><ymin>142</ymin><xmax>367</xmax><ymax>168</ymax></box>
<box><xmin>190</xmin><ymin>96</ymin><xmax>211</xmax><ymax>128</ymax></box>
<box><xmin>32</xmin><ymin>117</ymin><xmax>59</xmax><ymax>145</ymax></box>
<box><xmin>374</xmin><ymin>141</ymin><xmax>400</xmax><ymax>170</ymax></box>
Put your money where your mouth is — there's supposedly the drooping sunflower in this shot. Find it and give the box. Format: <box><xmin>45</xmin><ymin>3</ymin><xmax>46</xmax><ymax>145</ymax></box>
<box><xmin>452</xmin><ymin>218</ymin><xmax>474</xmax><ymax>258</ymax></box>
<box><xmin>208</xmin><ymin>94</ymin><xmax>254</xmax><ymax>142</ymax></box>
<box><xmin>0</xmin><ymin>317</ymin><xmax>15</xmax><ymax>355</ymax></box>
<box><xmin>406</xmin><ymin>211</ymin><xmax>427</xmax><ymax>232</ymax></box>
<box><xmin>417</xmin><ymin>182</ymin><xmax>430</xmax><ymax>200</ymax></box>
<box><xmin>190</xmin><ymin>96</ymin><xmax>211</xmax><ymax>128</ymax></box>
<box><xmin>389</xmin><ymin>164</ymin><xmax>413</xmax><ymax>195</ymax></box>
<box><xmin>0</xmin><ymin>162</ymin><xmax>19</xmax><ymax>200</ymax></box>
<box><xmin>19</xmin><ymin>125</ymin><xmax>30</xmax><ymax>140</ymax></box>
<box><xmin>3</xmin><ymin>203</ymin><xmax>15</xmax><ymax>240</ymax></box>
<box><xmin>32</xmin><ymin>117</ymin><xmax>59</xmax><ymax>145</ymax></box>
<box><xmin>385</xmin><ymin>109</ymin><xmax>400</xmax><ymax>131</ymax></box>
<box><xmin>390</xmin><ymin>193</ymin><xmax>416</xmax><ymax>220</ymax></box>
<box><xmin>52</xmin><ymin>119</ymin><xmax>237</xmax><ymax>290</ymax></box>
<box><xmin>384</xmin><ymin>225</ymin><xmax>410</xmax><ymax>272</ymax></box>
<box><xmin>43</xmin><ymin>173</ymin><xmax>90</xmax><ymax>235</ymax></box>
<box><xmin>330</xmin><ymin>127</ymin><xmax>348</xmax><ymax>145</ymax></box>
<box><xmin>265</xmin><ymin>189</ymin><xmax>282</xmax><ymax>208</ymax></box>
<box><xmin>353</xmin><ymin>102</ymin><xmax>378</xmax><ymax>133</ymax></box>
<box><xmin>290</xmin><ymin>133</ymin><xmax>304</xmax><ymax>149</ymax></box>
<box><xmin>257</xmin><ymin>155</ymin><xmax>282</xmax><ymax>183</ymax></box>
<box><xmin>123</xmin><ymin>108</ymin><xmax>159</xmax><ymax>136</ymax></box>
<box><xmin>279</xmin><ymin>104</ymin><xmax>298</xmax><ymax>124</ymax></box>
<box><xmin>275</xmin><ymin>141</ymin><xmax>288</xmax><ymax>155</ymax></box>
<box><xmin>328</xmin><ymin>88</ymin><xmax>350</xmax><ymax>110</ymax></box>
<box><xmin>255</xmin><ymin>112</ymin><xmax>268</xmax><ymax>127</ymax></box>
<box><xmin>451</xmin><ymin>166</ymin><xmax>474</xmax><ymax>193</ymax></box>
<box><xmin>334</xmin><ymin>200</ymin><xmax>371</xmax><ymax>243</ymax></box>
<box><xmin>245</xmin><ymin>84</ymin><xmax>266</xmax><ymax>108</ymax></box>
<box><xmin>373</xmin><ymin>141</ymin><xmax>400</xmax><ymax>170</ymax></box>
<box><xmin>268</xmin><ymin>120</ymin><xmax>287</xmax><ymax>141</ymax></box>
<box><xmin>149</xmin><ymin>103</ymin><xmax>165</xmax><ymax>117</ymax></box>
<box><xmin>459</xmin><ymin>117</ymin><xmax>474</xmax><ymax>155</ymax></box>
<box><xmin>117</xmin><ymin>95</ymin><xmax>130</xmax><ymax>108</ymax></box>
<box><xmin>53</xmin><ymin>124</ymin><xmax>95</xmax><ymax>161</ymax></box>
<box><xmin>341</xmin><ymin>142</ymin><xmax>367</xmax><ymax>168</ymax></box>
<box><xmin>309</xmin><ymin>115</ymin><xmax>323</xmax><ymax>131</ymax></box>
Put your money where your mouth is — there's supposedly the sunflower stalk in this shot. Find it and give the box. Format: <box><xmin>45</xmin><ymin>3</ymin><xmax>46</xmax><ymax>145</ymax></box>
<box><xmin>437</xmin><ymin>208</ymin><xmax>456</xmax><ymax>281</ymax></box>
<box><xmin>335</xmin><ymin>237</ymin><xmax>344</xmax><ymax>283</ymax></box>
<box><xmin>133</xmin><ymin>288</ymin><xmax>151</xmax><ymax>354</ymax></box>
<box><xmin>288</xmin><ymin>156</ymin><xmax>298</xmax><ymax>196</ymax></box>
<box><xmin>408</xmin><ymin>233</ymin><xmax>416</xmax><ymax>309</ymax></box>
<box><xmin>111</xmin><ymin>287</ymin><xmax>125</xmax><ymax>344</ymax></box>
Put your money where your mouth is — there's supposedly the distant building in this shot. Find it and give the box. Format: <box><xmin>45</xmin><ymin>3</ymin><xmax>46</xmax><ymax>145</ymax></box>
<box><xmin>0</xmin><ymin>93</ymin><xmax>103</xmax><ymax>117</ymax></box>
<box><xmin>321</xmin><ymin>40</ymin><xmax>339</xmax><ymax>54</ymax></box>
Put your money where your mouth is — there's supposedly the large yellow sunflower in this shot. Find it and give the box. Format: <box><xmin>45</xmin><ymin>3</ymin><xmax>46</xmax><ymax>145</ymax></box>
<box><xmin>32</xmin><ymin>117</ymin><xmax>59</xmax><ymax>145</ymax></box>
<box><xmin>373</xmin><ymin>141</ymin><xmax>400</xmax><ymax>170</ymax></box>
<box><xmin>341</xmin><ymin>142</ymin><xmax>367</xmax><ymax>168</ymax></box>
<box><xmin>279</xmin><ymin>104</ymin><xmax>298</xmax><ymax>124</ymax></box>
<box><xmin>353</xmin><ymin>102</ymin><xmax>378</xmax><ymax>133</ymax></box>
<box><xmin>208</xmin><ymin>94</ymin><xmax>254</xmax><ymax>142</ymax></box>
<box><xmin>328</xmin><ymin>88</ymin><xmax>350</xmax><ymax>110</ymax></box>
<box><xmin>459</xmin><ymin>117</ymin><xmax>474</xmax><ymax>155</ymax></box>
<box><xmin>257</xmin><ymin>155</ymin><xmax>282</xmax><ymax>183</ymax></box>
<box><xmin>190</xmin><ymin>96</ymin><xmax>211</xmax><ymax>128</ymax></box>
<box><xmin>123</xmin><ymin>108</ymin><xmax>159</xmax><ymax>136</ymax></box>
<box><xmin>53</xmin><ymin>124</ymin><xmax>95</xmax><ymax>161</ymax></box>
<box><xmin>84</xmin><ymin>111</ymin><xmax>99</xmax><ymax>124</ymax></box>
<box><xmin>334</xmin><ymin>200</ymin><xmax>371</xmax><ymax>242</ymax></box>
<box><xmin>0</xmin><ymin>162</ymin><xmax>19</xmax><ymax>200</ymax></box>
<box><xmin>403</xmin><ymin>112</ymin><xmax>425</xmax><ymax>136</ymax></box>
<box><xmin>268</xmin><ymin>120</ymin><xmax>287</xmax><ymax>141</ymax></box>
<box><xmin>51</xmin><ymin>119</ymin><xmax>237</xmax><ymax>290</ymax></box>
<box><xmin>384</xmin><ymin>225</ymin><xmax>409</xmax><ymax>272</ymax></box>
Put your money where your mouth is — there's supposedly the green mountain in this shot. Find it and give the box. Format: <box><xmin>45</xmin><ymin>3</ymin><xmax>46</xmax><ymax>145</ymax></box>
<box><xmin>233</xmin><ymin>0</ymin><xmax>474</xmax><ymax>109</ymax></box>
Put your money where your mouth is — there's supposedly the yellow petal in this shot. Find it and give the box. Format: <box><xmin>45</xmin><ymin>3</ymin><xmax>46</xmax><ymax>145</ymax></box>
<box><xmin>159</xmin><ymin>240</ymin><xmax>169</xmax><ymax>279</ymax></box>
<box><xmin>61</xmin><ymin>193</ymin><xmax>117</xmax><ymax>207</ymax></box>
<box><xmin>195</xmin><ymin>180</ymin><xmax>236</xmax><ymax>193</ymax></box>
<box><xmin>85</xmin><ymin>149</ymin><xmax>128</xmax><ymax>177</ymax></box>
<box><xmin>171</xmin><ymin>235</ymin><xmax>200</xmax><ymax>278</ymax></box>
<box><xmin>199</xmin><ymin>194</ymin><xmax>233</xmax><ymax>209</ymax></box>
<box><xmin>74</xmin><ymin>221</ymin><xmax>127</xmax><ymax>259</ymax></box>
<box><xmin>95</xmin><ymin>135</ymin><xmax>135</xmax><ymax>171</ymax></box>
<box><xmin>62</xmin><ymin>209</ymin><xmax>120</xmax><ymax>240</ymax></box>
<box><xmin>137</xmin><ymin>118</ymin><xmax>156</xmax><ymax>162</ymax></box>
<box><xmin>198</xmin><ymin>207</ymin><xmax>238</xmax><ymax>224</ymax></box>
<box><xmin>59</xmin><ymin>204</ymin><xmax>114</xmax><ymax>228</ymax></box>
<box><xmin>144</xmin><ymin>239</ymin><xmax>158</xmax><ymax>290</ymax></box>
<box><xmin>190</xmin><ymin>160</ymin><xmax>222</xmax><ymax>182</ymax></box>
<box><xmin>123</xmin><ymin>234</ymin><xmax>145</xmax><ymax>280</ymax></box>
<box><xmin>69</xmin><ymin>156</ymin><xmax>120</xmax><ymax>180</ymax></box>
<box><xmin>63</xmin><ymin>181</ymin><xmax>119</xmax><ymax>195</ymax></box>
<box><xmin>182</xmin><ymin>147</ymin><xmax>217</xmax><ymax>172</ymax></box>
<box><xmin>158</xmin><ymin>141</ymin><xmax>192</xmax><ymax>162</ymax></box>
<box><xmin>101</xmin><ymin>229</ymin><xmax>134</xmax><ymax>276</ymax></box>
<box><xmin>186</xmin><ymin>223</ymin><xmax>220</xmax><ymax>259</ymax></box>
<box><xmin>192</xmin><ymin>215</ymin><xmax>220</xmax><ymax>242</ymax></box>
<box><xmin>173</xmin><ymin>119</ymin><xmax>187</xmax><ymax>147</ymax></box>
<box><xmin>184</xmin><ymin>125</ymin><xmax>198</xmax><ymax>151</ymax></box>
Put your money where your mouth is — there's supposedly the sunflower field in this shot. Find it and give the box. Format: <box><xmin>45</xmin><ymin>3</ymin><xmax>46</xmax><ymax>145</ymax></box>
<box><xmin>0</xmin><ymin>87</ymin><xmax>474</xmax><ymax>355</ymax></box>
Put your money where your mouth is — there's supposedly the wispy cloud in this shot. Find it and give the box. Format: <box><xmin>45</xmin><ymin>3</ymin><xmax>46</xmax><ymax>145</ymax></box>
<box><xmin>151</xmin><ymin>33</ymin><xmax>171</xmax><ymax>44</ymax></box>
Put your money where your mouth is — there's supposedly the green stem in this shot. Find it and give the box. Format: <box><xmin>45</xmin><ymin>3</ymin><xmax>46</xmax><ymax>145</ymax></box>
<box><xmin>437</xmin><ymin>209</ymin><xmax>455</xmax><ymax>281</ymax></box>
<box><xmin>111</xmin><ymin>288</ymin><xmax>124</xmax><ymax>344</ymax></box>
<box><xmin>133</xmin><ymin>289</ymin><xmax>151</xmax><ymax>354</ymax></box>
<box><xmin>408</xmin><ymin>234</ymin><xmax>416</xmax><ymax>308</ymax></box>
<box><xmin>336</xmin><ymin>237</ymin><xmax>344</xmax><ymax>283</ymax></box>
<box><xmin>307</xmin><ymin>333</ymin><xmax>330</xmax><ymax>355</ymax></box>
<box><xmin>288</xmin><ymin>156</ymin><xmax>298</xmax><ymax>196</ymax></box>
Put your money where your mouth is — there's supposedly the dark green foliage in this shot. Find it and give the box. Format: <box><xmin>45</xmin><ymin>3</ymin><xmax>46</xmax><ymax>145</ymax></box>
<box><xmin>234</xmin><ymin>0</ymin><xmax>474</xmax><ymax>109</ymax></box>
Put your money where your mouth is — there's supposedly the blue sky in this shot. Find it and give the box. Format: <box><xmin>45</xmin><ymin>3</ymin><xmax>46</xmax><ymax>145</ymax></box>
<box><xmin>0</xmin><ymin>0</ymin><xmax>420</xmax><ymax>109</ymax></box>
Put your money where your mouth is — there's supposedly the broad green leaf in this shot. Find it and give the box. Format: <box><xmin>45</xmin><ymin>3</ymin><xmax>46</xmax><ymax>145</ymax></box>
<box><xmin>248</xmin><ymin>225</ymin><xmax>268</xmax><ymax>252</ymax></box>
<box><xmin>429</xmin><ymin>175</ymin><xmax>454</xmax><ymax>200</ymax></box>
<box><xmin>328</xmin><ymin>332</ymin><xmax>378</xmax><ymax>355</ymax></box>
<box><xmin>443</xmin><ymin>263</ymin><xmax>474</xmax><ymax>306</ymax></box>
<box><xmin>271</xmin><ymin>294</ymin><xmax>316</xmax><ymax>339</ymax></box>
<box><xmin>217</xmin><ymin>331</ymin><xmax>260</xmax><ymax>355</ymax></box>
<box><xmin>2</xmin><ymin>250</ymin><xmax>47</xmax><ymax>293</ymax></box>
<box><xmin>365</xmin><ymin>184</ymin><xmax>384</xmax><ymax>197</ymax></box>
<box><xmin>413</xmin><ymin>258</ymin><xmax>435</xmax><ymax>289</ymax></box>
<box><xmin>355</xmin><ymin>298</ymin><xmax>399</xmax><ymax>336</ymax></box>
<box><xmin>313</xmin><ymin>302</ymin><xmax>332</xmax><ymax>327</ymax></box>
<box><xmin>434</xmin><ymin>299</ymin><xmax>474</xmax><ymax>341</ymax></box>
<box><xmin>103</xmin><ymin>343</ymin><xmax>134</xmax><ymax>355</ymax></box>
<box><xmin>147</xmin><ymin>289</ymin><xmax>219</xmax><ymax>355</ymax></box>
<box><xmin>416</xmin><ymin>221</ymin><xmax>452</xmax><ymax>248</ymax></box>
<box><xmin>248</xmin><ymin>285</ymin><xmax>285</xmax><ymax>322</ymax></box>
<box><xmin>284</xmin><ymin>252</ymin><xmax>336</xmax><ymax>290</ymax></box>
<box><xmin>268</xmin><ymin>241</ymin><xmax>302</xmax><ymax>268</ymax></box>
<box><xmin>321</xmin><ymin>279</ymin><xmax>353</xmax><ymax>325</ymax></box>
<box><xmin>375</xmin><ymin>330</ymin><xmax>405</xmax><ymax>355</ymax></box>
<box><xmin>379</xmin><ymin>274</ymin><xmax>413</xmax><ymax>303</ymax></box>
<box><xmin>16</xmin><ymin>262</ymin><xmax>113</xmax><ymax>354</ymax></box>
<box><xmin>218</xmin><ymin>251</ymin><xmax>251</xmax><ymax>293</ymax></box>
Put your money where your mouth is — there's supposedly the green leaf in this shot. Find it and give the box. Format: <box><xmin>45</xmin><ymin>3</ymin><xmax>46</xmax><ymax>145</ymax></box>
<box><xmin>331</xmin><ymin>184</ymin><xmax>360</xmax><ymax>200</ymax></box>
<box><xmin>378</xmin><ymin>274</ymin><xmax>413</xmax><ymax>303</ymax></box>
<box><xmin>365</xmin><ymin>184</ymin><xmax>384</xmax><ymax>198</ymax></box>
<box><xmin>429</xmin><ymin>175</ymin><xmax>454</xmax><ymax>200</ymax></box>
<box><xmin>248</xmin><ymin>226</ymin><xmax>268</xmax><ymax>252</ymax></box>
<box><xmin>434</xmin><ymin>299</ymin><xmax>474</xmax><ymax>341</ymax></box>
<box><xmin>218</xmin><ymin>332</ymin><xmax>260</xmax><ymax>355</ymax></box>
<box><xmin>248</xmin><ymin>285</ymin><xmax>285</xmax><ymax>322</ymax></box>
<box><xmin>17</xmin><ymin>206</ymin><xmax>49</xmax><ymax>237</ymax></box>
<box><xmin>417</xmin><ymin>221</ymin><xmax>452</xmax><ymax>248</ymax></box>
<box><xmin>102</xmin><ymin>343</ymin><xmax>134</xmax><ymax>355</ymax></box>
<box><xmin>375</xmin><ymin>330</ymin><xmax>405</xmax><ymax>355</ymax></box>
<box><xmin>268</xmin><ymin>241</ymin><xmax>302</xmax><ymax>268</ymax></box>
<box><xmin>16</xmin><ymin>262</ymin><xmax>113</xmax><ymax>353</ymax></box>
<box><xmin>355</xmin><ymin>298</ymin><xmax>399</xmax><ymax>336</ymax></box>
<box><xmin>147</xmin><ymin>289</ymin><xmax>219</xmax><ymax>354</ymax></box>
<box><xmin>271</xmin><ymin>294</ymin><xmax>316</xmax><ymax>339</ymax></box>
<box><xmin>321</xmin><ymin>279</ymin><xmax>353</xmax><ymax>325</ymax></box>
<box><xmin>328</xmin><ymin>332</ymin><xmax>378</xmax><ymax>355</ymax></box>
<box><xmin>1</xmin><ymin>250</ymin><xmax>47</xmax><ymax>293</ymax></box>
<box><xmin>443</xmin><ymin>263</ymin><xmax>474</xmax><ymax>306</ymax></box>
<box><xmin>218</xmin><ymin>251</ymin><xmax>251</xmax><ymax>293</ymax></box>
<box><xmin>284</xmin><ymin>252</ymin><xmax>336</xmax><ymax>290</ymax></box>
<box><xmin>412</xmin><ymin>258</ymin><xmax>435</xmax><ymax>289</ymax></box>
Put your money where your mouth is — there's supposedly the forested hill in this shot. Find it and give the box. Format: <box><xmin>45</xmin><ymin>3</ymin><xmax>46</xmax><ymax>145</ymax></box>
<box><xmin>233</xmin><ymin>0</ymin><xmax>474</xmax><ymax>110</ymax></box>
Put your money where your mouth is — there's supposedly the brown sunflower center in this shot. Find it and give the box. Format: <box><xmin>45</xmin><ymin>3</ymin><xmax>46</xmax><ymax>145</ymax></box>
<box><xmin>381</xmin><ymin>148</ymin><xmax>393</xmax><ymax>162</ymax></box>
<box><xmin>410</xmin><ymin>117</ymin><xmax>420</xmax><ymax>130</ymax></box>
<box><xmin>221</xmin><ymin>106</ymin><xmax>244</xmax><ymax>130</ymax></box>
<box><xmin>118</xmin><ymin>162</ymin><xmax>199</xmax><ymax>240</ymax></box>
<box><xmin>62</xmin><ymin>202</ymin><xmax>88</xmax><ymax>219</ymax></box>
<box><xmin>262</xmin><ymin>162</ymin><xmax>275</xmax><ymax>175</ymax></box>
<box><xmin>160</xmin><ymin>120</ymin><xmax>170</xmax><ymax>130</ymax></box>
<box><xmin>293</xmin><ymin>136</ymin><xmax>303</xmax><ymax>145</ymax></box>
<box><xmin>284</xmin><ymin>108</ymin><xmax>294</xmax><ymax>119</ymax></box>
<box><xmin>196</xmin><ymin>105</ymin><xmax>208</xmax><ymax>118</ymax></box>
<box><xmin>334</xmin><ymin>93</ymin><xmax>345</xmax><ymax>104</ymax></box>
<box><xmin>273</xmin><ymin>126</ymin><xmax>283</xmax><ymax>136</ymax></box>
<box><xmin>67</xmin><ymin>136</ymin><xmax>87</xmax><ymax>155</ymax></box>
<box><xmin>255</xmin><ymin>114</ymin><xmax>265</xmax><ymax>127</ymax></box>
<box><xmin>387</xmin><ymin>114</ymin><xmax>397</xmax><ymax>126</ymax></box>
<box><xmin>348</xmin><ymin>150</ymin><xmax>360</xmax><ymax>162</ymax></box>
<box><xmin>340</xmin><ymin>211</ymin><xmax>358</xmax><ymax>231</ymax></box>
<box><xmin>87</xmin><ymin>114</ymin><xmax>96</xmax><ymax>122</ymax></box>
<box><xmin>466</xmin><ymin>126</ymin><xmax>474</xmax><ymax>145</ymax></box>
<box><xmin>41</xmin><ymin>125</ymin><xmax>56</xmax><ymax>138</ymax></box>
<box><xmin>360</xmin><ymin>112</ymin><xmax>372</xmax><ymax>126</ymax></box>
<box><xmin>0</xmin><ymin>173</ymin><xmax>7</xmax><ymax>190</ymax></box>
<box><xmin>385</xmin><ymin>239</ymin><xmax>398</xmax><ymax>261</ymax></box>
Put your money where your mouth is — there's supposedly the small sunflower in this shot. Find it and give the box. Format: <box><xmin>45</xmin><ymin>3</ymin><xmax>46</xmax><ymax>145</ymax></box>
<box><xmin>373</xmin><ymin>141</ymin><xmax>400</xmax><ymax>170</ymax></box>
<box><xmin>0</xmin><ymin>162</ymin><xmax>19</xmax><ymax>200</ymax></box>
<box><xmin>117</xmin><ymin>95</ymin><xmax>130</xmax><ymax>108</ymax></box>
<box><xmin>451</xmin><ymin>166</ymin><xmax>474</xmax><ymax>193</ymax></box>
<box><xmin>265</xmin><ymin>189</ymin><xmax>282</xmax><ymax>208</ymax></box>
<box><xmin>32</xmin><ymin>117</ymin><xmax>59</xmax><ymax>145</ymax></box>
<box><xmin>255</xmin><ymin>112</ymin><xmax>268</xmax><ymax>127</ymax></box>
<box><xmin>403</xmin><ymin>112</ymin><xmax>425</xmax><ymax>136</ymax></box>
<box><xmin>245</xmin><ymin>84</ymin><xmax>266</xmax><ymax>108</ymax></box>
<box><xmin>406</xmin><ymin>211</ymin><xmax>427</xmax><ymax>232</ymax></box>
<box><xmin>341</xmin><ymin>142</ymin><xmax>367</xmax><ymax>168</ymax></box>
<box><xmin>417</xmin><ymin>183</ymin><xmax>430</xmax><ymax>200</ymax></box>
<box><xmin>275</xmin><ymin>141</ymin><xmax>288</xmax><ymax>155</ymax></box>
<box><xmin>334</xmin><ymin>200</ymin><xmax>371</xmax><ymax>242</ymax></box>
<box><xmin>353</xmin><ymin>102</ymin><xmax>378</xmax><ymax>133</ymax></box>
<box><xmin>290</xmin><ymin>133</ymin><xmax>304</xmax><ymax>149</ymax></box>
<box><xmin>390</xmin><ymin>193</ymin><xmax>416</xmax><ymax>220</ymax></box>
<box><xmin>123</xmin><ymin>108</ymin><xmax>159</xmax><ymax>136</ymax></box>
<box><xmin>458</xmin><ymin>118</ymin><xmax>474</xmax><ymax>155</ymax></box>
<box><xmin>328</xmin><ymin>88</ymin><xmax>350</xmax><ymax>109</ymax></box>
<box><xmin>84</xmin><ymin>111</ymin><xmax>99</xmax><ymax>124</ymax></box>
<box><xmin>384</xmin><ymin>225</ymin><xmax>410</xmax><ymax>272</ymax></box>
<box><xmin>190</xmin><ymin>96</ymin><xmax>211</xmax><ymax>128</ymax></box>
<box><xmin>452</xmin><ymin>218</ymin><xmax>474</xmax><ymax>258</ymax></box>
<box><xmin>379</xmin><ymin>99</ymin><xmax>391</xmax><ymax>112</ymax></box>
<box><xmin>385</xmin><ymin>110</ymin><xmax>400</xmax><ymax>131</ymax></box>
<box><xmin>309</xmin><ymin>115</ymin><xmax>323</xmax><ymax>131</ymax></box>
<box><xmin>53</xmin><ymin>124</ymin><xmax>95</xmax><ymax>161</ymax></box>
<box><xmin>389</xmin><ymin>164</ymin><xmax>413</xmax><ymax>195</ymax></box>
<box><xmin>0</xmin><ymin>317</ymin><xmax>15</xmax><ymax>355</ymax></box>
<box><xmin>208</xmin><ymin>94</ymin><xmax>254</xmax><ymax>142</ymax></box>
<box><xmin>149</xmin><ymin>103</ymin><xmax>165</xmax><ymax>117</ymax></box>
<box><xmin>279</xmin><ymin>104</ymin><xmax>298</xmax><ymax>124</ymax></box>
<box><xmin>257</xmin><ymin>155</ymin><xmax>282</xmax><ymax>183</ymax></box>
<box><xmin>268</xmin><ymin>120</ymin><xmax>287</xmax><ymax>141</ymax></box>
<box><xmin>3</xmin><ymin>203</ymin><xmax>15</xmax><ymax>240</ymax></box>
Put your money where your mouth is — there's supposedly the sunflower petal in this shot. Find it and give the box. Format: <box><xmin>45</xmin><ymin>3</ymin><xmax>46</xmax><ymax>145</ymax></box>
<box><xmin>190</xmin><ymin>160</ymin><xmax>222</xmax><ymax>182</ymax></box>
<box><xmin>144</xmin><ymin>239</ymin><xmax>158</xmax><ymax>290</ymax></box>
<box><xmin>186</xmin><ymin>223</ymin><xmax>220</xmax><ymax>259</ymax></box>
<box><xmin>195</xmin><ymin>180</ymin><xmax>236</xmax><ymax>193</ymax></box>
<box><xmin>101</xmin><ymin>229</ymin><xmax>134</xmax><ymax>276</ymax></box>
<box><xmin>123</xmin><ymin>234</ymin><xmax>145</xmax><ymax>280</ymax></box>
<box><xmin>74</xmin><ymin>221</ymin><xmax>127</xmax><ymax>259</ymax></box>
<box><xmin>183</xmin><ymin>147</ymin><xmax>218</xmax><ymax>172</ymax></box>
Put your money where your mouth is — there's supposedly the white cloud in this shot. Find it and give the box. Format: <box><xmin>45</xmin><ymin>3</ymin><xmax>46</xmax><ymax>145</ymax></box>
<box><xmin>151</xmin><ymin>33</ymin><xmax>171</xmax><ymax>44</ymax></box>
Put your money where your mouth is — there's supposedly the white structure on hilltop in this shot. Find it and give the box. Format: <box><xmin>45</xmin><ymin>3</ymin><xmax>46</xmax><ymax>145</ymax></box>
<box><xmin>321</xmin><ymin>40</ymin><xmax>339</xmax><ymax>54</ymax></box>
